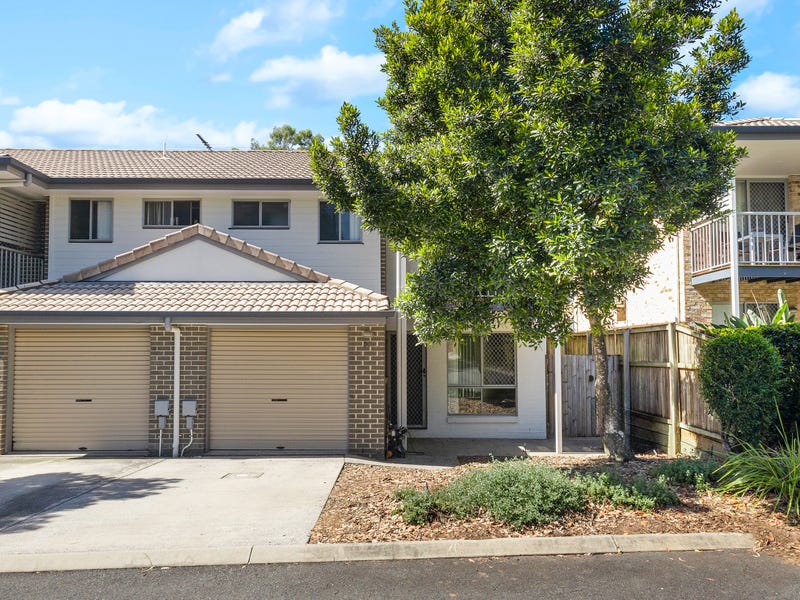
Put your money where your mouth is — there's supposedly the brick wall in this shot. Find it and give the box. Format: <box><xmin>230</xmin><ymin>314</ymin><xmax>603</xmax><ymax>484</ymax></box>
<box><xmin>694</xmin><ymin>279</ymin><xmax>800</xmax><ymax>316</ymax></box>
<box><xmin>380</xmin><ymin>235</ymin><xmax>387</xmax><ymax>296</ymax></box>
<box><xmin>0</xmin><ymin>326</ymin><xmax>7</xmax><ymax>454</ymax></box>
<box><xmin>682</xmin><ymin>232</ymin><xmax>713</xmax><ymax>323</ymax></box>
<box><xmin>788</xmin><ymin>176</ymin><xmax>800</xmax><ymax>212</ymax></box>
<box><xmin>149</xmin><ymin>325</ymin><xmax>208</xmax><ymax>457</ymax></box>
<box><xmin>348</xmin><ymin>324</ymin><xmax>386</xmax><ymax>458</ymax></box>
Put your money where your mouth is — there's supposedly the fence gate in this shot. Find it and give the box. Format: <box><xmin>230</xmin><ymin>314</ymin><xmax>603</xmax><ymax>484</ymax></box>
<box><xmin>562</xmin><ymin>354</ymin><xmax>621</xmax><ymax>437</ymax></box>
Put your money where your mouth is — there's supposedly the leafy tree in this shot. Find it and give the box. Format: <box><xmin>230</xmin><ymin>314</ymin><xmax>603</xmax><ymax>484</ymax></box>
<box><xmin>251</xmin><ymin>124</ymin><xmax>324</xmax><ymax>150</ymax></box>
<box><xmin>310</xmin><ymin>0</ymin><xmax>748</xmax><ymax>460</ymax></box>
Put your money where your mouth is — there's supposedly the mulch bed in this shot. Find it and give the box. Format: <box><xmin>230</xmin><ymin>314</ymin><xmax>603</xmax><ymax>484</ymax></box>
<box><xmin>309</xmin><ymin>454</ymin><xmax>800</xmax><ymax>565</ymax></box>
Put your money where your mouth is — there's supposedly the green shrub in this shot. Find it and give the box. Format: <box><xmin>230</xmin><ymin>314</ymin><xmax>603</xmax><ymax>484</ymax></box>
<box><xmin>651</xmin><ymin>458</ymin><xmax>719</xmax><ymax>490</ymax></box>
<box><xmin>758</xmin><ymin>323</ymin><xmax>800</xmax><ymax>440</ymax></box>
<box><xmin>394</xmin><ymin>460</ymin><xmax>585</xmax><ymax>529</ymax></box>
<box><xmin>579</xmin><ymin>471</ymin><xmax>679</xmax><ymax>511</ymax></box>
<box><xmin>393</xmin><ymin>487</ymin><xmax>437</xmax><ymax>525</ymax></box>
<box><xmin>698</xmin><ymin>329</ymin><xmax>782</xmax><ymax>448</ymax></box>
<box><xmin>435</xmin><ymin>461</ymin><xmax>585</xmax><ymax>528</ymax></box>
<box><xmin>716</xmin><ymin>414</ymin><xmax>800</xmax><ymax>517</ymax></box>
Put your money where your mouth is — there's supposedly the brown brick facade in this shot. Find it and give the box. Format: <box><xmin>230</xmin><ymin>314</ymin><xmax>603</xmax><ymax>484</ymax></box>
<box><xmin>694</xmin><ymin>279</ymin><xmax>800</xmax><ymax>316</ymax></box>
<box><xmin>149</xmin><ymin>325</ymin><xmax>208</xmax><ymax>457</ymax></box>
<box><xmin>788</xmin><ymin>176</ymin><xmax>800</xmax><ymax>212</ymax></box>
<box><xmin>348</xmin><ymin>324</ymin><xmax>386</xmax><ymax>458</ymax></box>
<box><xmin>682</xmin><ymin>232</ymin><xmax>713</xmax><ymax>323</ymax></box>
<box><xmin>0</xmin><ymin>325</ymin><xmax>8</xmax><ymax>454</ymax></box>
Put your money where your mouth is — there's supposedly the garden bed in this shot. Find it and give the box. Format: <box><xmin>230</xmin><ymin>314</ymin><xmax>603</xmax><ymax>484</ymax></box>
<box><xmin>309</xmin><ymin>455</ymin><xmax>800</xmax><ymax>565</ymax></box>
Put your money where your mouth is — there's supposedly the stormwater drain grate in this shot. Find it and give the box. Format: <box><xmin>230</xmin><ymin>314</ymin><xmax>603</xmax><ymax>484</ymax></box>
<box><xmin>222</xmin><ymin>472</ymin><xmax>264</xmax><ymax>479</ymax></box>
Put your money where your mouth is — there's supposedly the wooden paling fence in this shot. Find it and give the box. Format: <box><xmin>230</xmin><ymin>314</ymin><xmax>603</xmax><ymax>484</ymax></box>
<box><xmin>562</xmin><ymin>323</ymin><xmax>723</xmax><ymax>456</ymax></box>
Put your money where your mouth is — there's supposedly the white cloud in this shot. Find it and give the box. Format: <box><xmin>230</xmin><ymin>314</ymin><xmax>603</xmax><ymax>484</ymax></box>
<box><xmin>210</xmin><ymin>9</ymin><xmax>268</xmax><ymax>60</ymax></box>
<box><xmin>0</xmin><ymin>130</ymin><xmax>15</xmax><ymax>146</ymax></box>
<box><xmin>210</xmin><ymin>1</ymin><xmax>344</xmax><ymax>61</ymax></box>
<box><xmin>719</xmin><ymin>0</ymin><xmax>772</xmax><ymax>17</ymax></box>
<box><xmin>210</xmin><ymin>72</ymin><xmax>232</xmax><ymax>83</ymax></box>
<box><xmin>7</xmin><ymin>98</ymin><xmax>269</xmax><ymax>149</ymax></box>
<box><xmin>736</xmin><ymin>72</ymin><xmax>800</xmax><ymax>117</ymax></box>
<box><xmin>250</xmin><ymin>45</ymin><xmax>386</xmax><ymax>103</ymax></box>
<box><xmin>0</xmin><ymin>90</ymin><xmax>20</xmax><ymax>106</ymax></box>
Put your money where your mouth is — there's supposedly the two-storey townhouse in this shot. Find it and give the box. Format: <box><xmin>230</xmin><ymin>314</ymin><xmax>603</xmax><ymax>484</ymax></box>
<box><xmin>574</xmin><ymin>118</ymin><xmax>800</xmax><ymax>330</ymax></box>
<box><xmin>0</xmin><ymin>149</ymin><xmax>550</xmax><ymax>457</ymax></box>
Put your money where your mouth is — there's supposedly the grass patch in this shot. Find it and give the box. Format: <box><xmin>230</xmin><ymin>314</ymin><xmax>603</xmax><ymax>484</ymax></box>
<box><xmin>394</xmin><ymin>459</ymin><xmax>679</xmax><ymax>529</ymax></box>
<box><xmin>716</xmin><ymin>422</ymin><xmax>800</xmax><ymax>517</ymax></box>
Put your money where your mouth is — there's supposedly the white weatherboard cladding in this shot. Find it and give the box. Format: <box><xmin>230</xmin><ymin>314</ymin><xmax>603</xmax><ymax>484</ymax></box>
<box><xmin>414</xmin><ymin>342</ymin><xmax>547</xmax><ymax>438</ymax></box>
<box><xmin>100</xmin><ymin>238</ymin><xmax>302</xmax><ymax>282</ymax></box>
<box><xmin>12</xmin><ymin>328</ymin><xmax>150</xmax><ymax>452</ymax></box>
<box><xmin>48</xmin><ymin>189</ymin><xmax>381</xmax><ymax>290</ymax></box>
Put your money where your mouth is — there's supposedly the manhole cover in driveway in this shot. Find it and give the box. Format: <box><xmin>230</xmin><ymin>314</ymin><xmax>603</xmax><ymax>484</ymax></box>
<box><xmin>222</xmin><ymin>472</ymin><xmax>263</xmax><ymax>479</ymax></box>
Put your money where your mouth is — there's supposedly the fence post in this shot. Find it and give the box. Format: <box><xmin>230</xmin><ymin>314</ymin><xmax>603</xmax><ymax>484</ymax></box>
<box><xmin>667</xmin><ymin>321</ymin><xmax>681</xmax><ymax>455</ymax></box>
<box><xmin>623</xmin><ymin>328</ymin><xmax>631</xmax><ymax>444</ymax></box>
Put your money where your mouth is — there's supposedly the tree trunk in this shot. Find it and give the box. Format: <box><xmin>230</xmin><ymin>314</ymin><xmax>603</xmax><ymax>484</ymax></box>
<box><xmin>590</xmin><ymin>321</ymin><xmax>631</xmax><ymax>461</ymax></box>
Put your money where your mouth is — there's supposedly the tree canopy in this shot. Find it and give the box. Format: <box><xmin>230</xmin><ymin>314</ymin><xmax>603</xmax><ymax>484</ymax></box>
<box><xmin>252</xmin><ymin>124</ymin><xmax>324</xmax><ymax>150</ymax></box>
<box><xmin>310</xmin><ymin>0</ymin><xmax>749</xmax><ymax>457</ymax></box>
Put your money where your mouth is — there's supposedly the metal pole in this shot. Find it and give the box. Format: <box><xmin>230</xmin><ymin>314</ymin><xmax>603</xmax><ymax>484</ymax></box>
<box><xmin>554</xmin><ymin>343</ymin><xmax>563</xmax><ymax>454</ymax></box>
<box><xmin>729</xmin><ymin>182</ymin><xmax>740</xmax><ymax>317</ymax></box>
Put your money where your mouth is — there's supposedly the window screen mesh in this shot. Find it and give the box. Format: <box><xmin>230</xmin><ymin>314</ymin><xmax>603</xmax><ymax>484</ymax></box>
<box><xmin>749</xmin><ymin>182</ymin><xmax>786</xmax><ymax>212</ymax></box>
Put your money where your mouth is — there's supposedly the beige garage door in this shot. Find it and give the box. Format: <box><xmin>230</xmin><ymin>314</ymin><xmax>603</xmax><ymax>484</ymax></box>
<box><xmin>210</xmin><ymin>328</ymin><xmax>348</xmax><ymax>451</ymax></box>
<box><xmin>13</xmin><ymin>328</ymin><xmax>150</xmax><ymax>452</ymax></box>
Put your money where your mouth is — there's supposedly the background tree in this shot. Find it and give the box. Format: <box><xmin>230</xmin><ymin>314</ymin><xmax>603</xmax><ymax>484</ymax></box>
<box><xmin>252</xmin><ymin>124</ymin><xmax>324</xmax><ymax>150</ymax></box>
<box><xmin>310</xmin><ymin>0</ymin><xmax>748</xmax><ymax>460</ymax></box>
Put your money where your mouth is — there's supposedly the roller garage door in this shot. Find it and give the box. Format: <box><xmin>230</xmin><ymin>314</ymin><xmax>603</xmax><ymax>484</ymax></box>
<box><xmin>12</xmin><ymin>328</ymin><xmax>150</xmax><ymax>452</ymax></box>
<box><xmin>210</xmin><ymin>328</ymin><xmax>348</xmax><ymax>451</ymax></box>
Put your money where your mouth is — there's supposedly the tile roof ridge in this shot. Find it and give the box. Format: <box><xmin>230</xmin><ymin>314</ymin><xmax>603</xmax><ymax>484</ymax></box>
<box><xmin>325</xmin><ymin>277</ymin><xmax>390</xmax><ymax>309</ymax></box>
<box><xmin>61</xmin><ymin>224</ymin><xmax>340</xmax><ymax>284</ymax></box>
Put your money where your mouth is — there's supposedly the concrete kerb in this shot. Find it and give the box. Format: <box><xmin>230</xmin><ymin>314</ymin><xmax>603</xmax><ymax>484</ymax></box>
<box><xmin>0</xmin><ymin>533</ymin><xmax>755</xmax><ymax>573</ymax></box>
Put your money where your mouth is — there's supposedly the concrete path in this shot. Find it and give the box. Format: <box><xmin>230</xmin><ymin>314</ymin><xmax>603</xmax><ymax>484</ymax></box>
<box><xmin>0</xmin><ymin>455</ymin><xmax>343</xmax><ymax>555</ymax></box>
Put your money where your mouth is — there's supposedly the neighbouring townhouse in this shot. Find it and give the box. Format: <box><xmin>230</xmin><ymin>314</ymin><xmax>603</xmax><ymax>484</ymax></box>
<box><xmin>575</xmin><ymin>118</ymin><xmax>800</xmax><ymax>330</ymax></box>
<box><xmin>0</xmin><ymin>149</ymin><xmax>547</xmax><ymax>457</ymax></box>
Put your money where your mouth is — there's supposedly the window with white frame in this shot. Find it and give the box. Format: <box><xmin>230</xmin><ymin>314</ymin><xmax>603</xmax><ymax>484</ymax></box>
<box><xmin>232</xmin><ymin>200</ymin><xmax>289</xmax><ymax>228</ymax></box>
<box><xmin>319</xmin><ymin>201</ymin><xmax>362</xmax><ymax>242</ymax></box>
<box><xmin>144</xmin><ymin>199</ymin><xmax>200</xmax><ymax>227</ymax></box>
<box><xmin>447</xmin><ymin>333</ymin><xmax>517</xmax><ymax>415</ymax></box>
<box><xmin>70</xmin><ymin>199</ymin><xmax>112</xmax><ymax>242</ymax></box>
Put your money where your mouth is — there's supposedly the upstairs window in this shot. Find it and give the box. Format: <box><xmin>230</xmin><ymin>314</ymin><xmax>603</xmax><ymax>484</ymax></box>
<box><xmin>144</xmin><ymin>199</ymin><xmax>200</xmax><ymax>227</ymax></box>
<box><xmin>232</xmin><ymin>200</ymin><xmax>289</xmax><ymax>228</ymax></box>
<box><xmin>447</xmin><ymin>334</ymin><xmax>517</xmax><ymax>415</ymax></box>
<box><xmin>70</xmin><ymin>199</ymin><xmax>112</xmax><ymax>242</ymax></box>
<box><xmin>319</xmin><ymin>201</ymin><xmax>362</xmax><ymax>242</ymax></box>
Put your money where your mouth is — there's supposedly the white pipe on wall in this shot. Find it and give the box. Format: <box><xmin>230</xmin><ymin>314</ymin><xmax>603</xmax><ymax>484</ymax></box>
<box><xmin>164</xmin><ymin>317</ymin><xmax>182</xmax><ymax>458</ymax></box>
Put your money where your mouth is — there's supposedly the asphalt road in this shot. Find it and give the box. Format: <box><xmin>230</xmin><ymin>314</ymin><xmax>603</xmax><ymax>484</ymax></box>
<box><xmin>1</xmin><ymin>551</ymin><xmax>798</xmax><ymax>600</ymax></box>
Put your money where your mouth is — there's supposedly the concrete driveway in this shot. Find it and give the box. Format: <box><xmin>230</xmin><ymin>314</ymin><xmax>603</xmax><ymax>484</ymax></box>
<box><xmin>0</xmin><ymin>455</ymin><xmax>343</xmax><ymax>555</ymax></box>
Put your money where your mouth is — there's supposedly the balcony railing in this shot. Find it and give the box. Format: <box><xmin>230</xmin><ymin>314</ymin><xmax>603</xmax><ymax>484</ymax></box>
<box><xmin>691</xmin><ymin>212</ymin><xmax>800</xmax><ymax>275</ymax></box>
<box><xmin>0</xmin><ymin>245</ymin><xmax>46</xmax><ymax>288</ymax></box>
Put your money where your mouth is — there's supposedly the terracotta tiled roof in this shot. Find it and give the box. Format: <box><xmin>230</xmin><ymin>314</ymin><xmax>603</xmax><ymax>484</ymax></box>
<box><xmin>0</xmin><ymin>149</ymin><xmax>312</xmax><ymax>181</ymax></box>
<box><xmin>62</xmin><ymin>223</ymin><xmax>335</xmax><ymax>285</ymax></box>
<box><xmin>0</xmin><ymin>224</ymin><xmax>389</xmax><ymax>314</ymax></box>
<box><xmin>0</xmin><ymin>281</ymin><xmax>389</xmax><ymax>313</ymax></box>
<box><xmin>717</xmin><ymin>118</ymin><xmax>800</xmax><ymax>127</ymax></box>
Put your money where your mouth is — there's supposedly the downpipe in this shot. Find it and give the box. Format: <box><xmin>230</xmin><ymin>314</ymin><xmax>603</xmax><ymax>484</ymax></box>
<box><xmin>164</xmin><ymin>317</ymin><xmax>181</xmax><ymax>458</ymax></box>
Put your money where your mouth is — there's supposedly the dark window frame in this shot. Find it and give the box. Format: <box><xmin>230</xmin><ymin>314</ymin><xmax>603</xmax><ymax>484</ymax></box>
<box><xmin>231</xmin><ymin>200</ymin><xmax>290</xmax><ymax>229</ymax></box>
<box><xmin>142</xmin><ymin>198</ymin><xmax>201</xmax><ymax>228</ymax></box>
<box><xmin>318</xmin><ymin>200</ymin><xmax>363</xmax><ymax>243</ymax></box>
<box><xmin>446</xmin><ymin>333</ymin><xmax>518</xmax><ymax>416</ymax></box>
<box><xmin>69</xmin><ymin>198</ymin><xmax>113</xmax><ymax>243</ymax></box>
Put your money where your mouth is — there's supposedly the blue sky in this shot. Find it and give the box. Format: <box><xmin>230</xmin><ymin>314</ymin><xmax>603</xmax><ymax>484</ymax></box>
<box><xmin>0</xmin><ymin>0</ymin><xmax>796</xmax><ymax>150</ymax></box>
